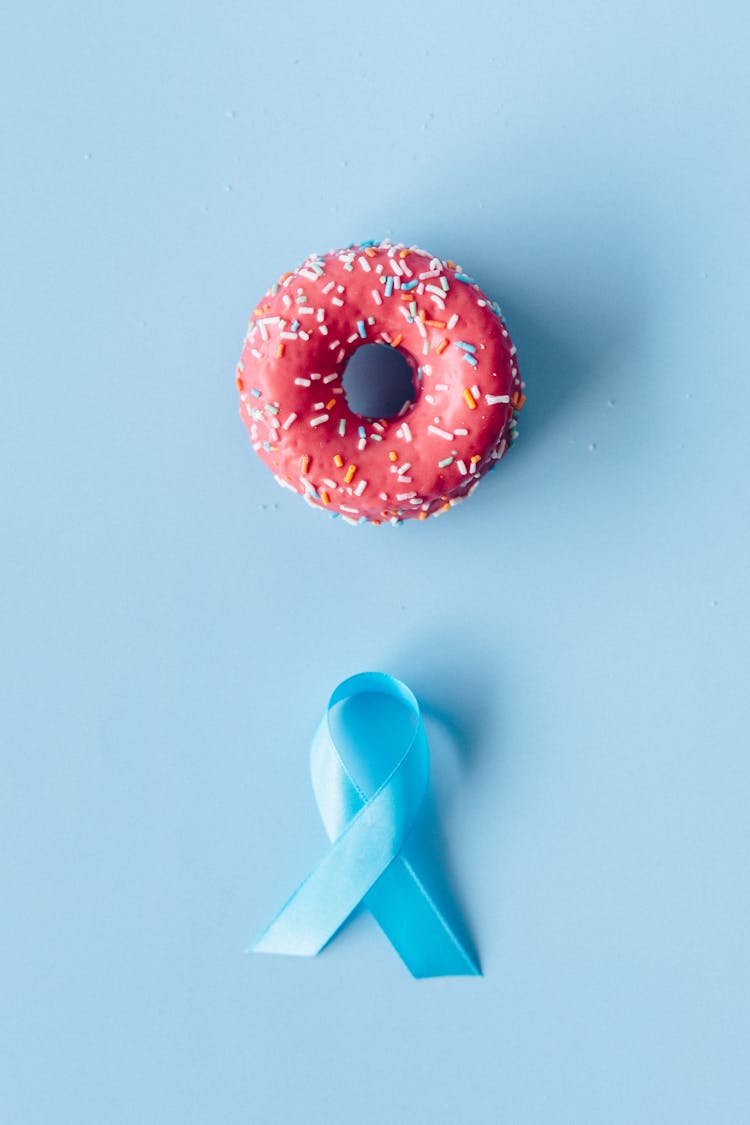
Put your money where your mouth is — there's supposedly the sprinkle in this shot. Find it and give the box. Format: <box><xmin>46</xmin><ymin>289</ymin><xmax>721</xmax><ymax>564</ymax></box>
<box><xmin>390</xmin><ymin>333</ymin><xmax>403</xmax><ymax>348</ymax></box>
<box><xmin>356</xmin><ymin>320</ymin><xmax>367</xmax><ymax>338</ymax></box>
<box><xmin>333</xmin><ymin>453</ymin><xmax>344</xmax><ymax>467</ymax></box>
<box><xmin>440</xmin><ymin>276</ymin><xmax>450</xmax><ymax>292</ymax></box>
<box><xmin>454</xmin><ymin>427</ymin><xmax>468</xmax><ymax>436</ymax></box>
<box><xmin>332</xmin><ymin>297</ymin><xmax>344</xmax><ymax>307</ymax></box>
<box><xmin>310</xmin><ymin>414</ymin><xmax>329</xmax><ymax>427</ymax></box>
<box><xmin>471</xmin><ymin>454</ymin><xmax>481</xmax><ymax>463</ymax></box>
<box><xmin>438</xmin><ymin>456</ymin><xmax>454</xmax><ymax>468</ymax></box>
<box><xmin>455</xmin><ymin>272</ymin><xmax>473</xmax><ymax>283</ymax></box>
<box><xmin>447</xmin><ymin>313</ymin><xmax>459</xmax><ymax>329</ymax></box>
<box><xmin>344</xmin><ymin>464</ymin><xmax>357</xmax><ymax>484</ymax></box>
<box><xmin>372</xmin><ymin>289</ymin><xmax>382</xmax><ymax>306</ymax></box>
<box><xmin>388</xmin><ymin>451</ymin><xmax>398</xmax><ymax>462</ymax></box>
<box><xmin>322</xmin><ymin>373</ymin><xmax>337</xmax><ymax>384</ymax></box>
<box><xmin>235</xmin><ymin>376</ymin><xmax>244</xmax><ymax>390</ymax></box>
<box><xmin>463</xmin><ymin>352</ymin><xmax>478</xmax><ymax>367</ymax></box>
<box><xmin>486</xmin><ymin>394</ymin><xmax>510</xmax><ymax>405</ymax></box>
<box><xmin>358</xmin><ymin>425</ymin><xmax>366</xmax><ymax>438</ymax></box>
<box><xmin>463</xmin><ymin>388</ymin><xmax>478</xmax><ymax>410</ymax></box>
<box><xmin>428</xmin><ymin>424</ymin><xmax>453</xmax><ymax>440</ymax></box>
<box><xmin>401</xmin><ymin>279</ymin><xmax>418</xmax><ymax>291</ymax></box>
<box><xmin>384</xmin><ymin>276</ymin><xmax>394</xmax><ymax>298</ymax></box>
<box><xmin>250</xmin><ymin>387</ymin><xmax>261</xmax><ymax>397</ymax></box>
<box><xmin>455</xmin><ymin>341</ymin><xmax>476</xmax><ymax>353</ymax></box>
<box><xmin>457</xmin><ymin>459</ymin><xmax>468</xmax><ymax>475</ymax></box>
<box><xmin>354</xmin><ymin>479</ymin><xmax>367</xmax><ymax>496</ymax></box>
<box><xmin>338</xmin><ymin>419</ymin><xmax>346</xmax><ymax>436</ymax></box>
<box><xmin>436</xmin><ymin>338</ymin><xmax>449</xmax><ymax>355</ymax></box>
<box><xmin>472</xmin><ymin>384</ymin><xmax>480</xmax><ymax>398</ymax></box>
<box><xmin>320</xmin><ymin>490</ymin><xmax>330</xmax><ymax>505</ymax></box>
<box><xmin>282</xmin><ymin>413</ymin><xmax>297</xmax><ymax>430</ymax></box>
<box><xmin>358</xmin><ymin>255</ymin><xmax>371</xmax><ymax>272</ymax></box>
<box><xmin>396</xmin><ymin>491</ymin><xmax>416</xmax><ymax>500</ymax></box>
<box><xmin>425</xmin><ymin>319</ymin><xmax>446</xmax><ymax>328</ymax></box>
<box><xmin>300</xmin><ymin>455</ymin><xmax>310</xmax><ymax>473</ymax></box>
<box><xmin>401</xmin><ymin>423</ymin><xmax>412</xmax><ymax>442</ymax></box>
<box><xmin>322</xmin><ymin>280</ymin><xmax>335</xmax><ymax>294</ymax></box>
<box><xmin>397</xmin><ymin>463</ymin><xmax>411</xmax><ymax>475</ymax></box>
<box><xmin>276</xmin><ymin>343</ymin><xmax>285</xmax><ymax>358</ymax></box>
<box><xmin>325</xmin><ymin>398</ymin><xmax>336</xmax><ymax>411</ymax></box>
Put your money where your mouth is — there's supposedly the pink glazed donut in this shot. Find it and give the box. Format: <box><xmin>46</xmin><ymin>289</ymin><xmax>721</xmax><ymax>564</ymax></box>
<box><xmin>236</xmin><ymin>239</ymin><xmax>524</xmax><ymax>524</ymax></box>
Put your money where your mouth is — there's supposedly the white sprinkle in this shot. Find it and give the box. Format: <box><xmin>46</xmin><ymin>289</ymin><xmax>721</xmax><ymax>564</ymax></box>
<box><xmin>454</xmin><ymin>427</ymin><xmax>468</xmax><ymax>436</ymax></box>
<box><xmin>258</xmin><ymin>321</ymin><xmax>269</xmax><ymax>341</ymax></box>
<box><xmin>357</xmin><ymin>438</ymin><xmax>366</xmax><ymax>451</ymax></box>
<box><xmin>401</xmin><ymin>422</ymin><xmax>412</xmax><ymax>442</ymax></box>
<box><xmin>420</xmin><ymin>269</ymin><xmax>441</xmax><ymax>280</ymax></box>
<box><xmin>354</xmin><ymin>479</ymin><xmax>367</xmax><ymax>496</ymax></box>
<box><xmin>313</xmin><ymin>401</ymin><xmax>325</xmax><ymax>410</ymax></box>
<box><xmin>379</xmin><ymin>492</ymin><xmax>388</xmax><ymax>501</ymax></box>
<box><xmin>372</xmin><ymin>422</ymin><xmax>384</xmax><ymax>433</ymax></box>
<box><xmin>486</xmin><ymin>394</ymin><xmax>510</xmax><ymax>404</ymax></box>
<box><xmin>322</xmin><ymin>478</ymin><xmax>337</xmax><ymax>489</ymax></box>
<box><xmin>447</xmin><ymin>313</ymin><xmax>459</xmax><ymax>329</ymax></box>
<box><xmin>396</xmin><ymin>491</ymin><xmax>416</xmax><ymax>500</ymax></box>
<box><xmin>428</xmin><ymin>424</ymin><xmax>453</xmax><ymax>440</ymax></box>
<box><xmin>310</xmin><ymin>372</ymin><xmax>322</xmax><ymax>380</ymax></box>
<box><xmin>310</xmin><ymin>414</ymin><xmax>329</xmax><ymax>427</ymax></box>
<box><xmin>472</xmin><ymin>384</ymin><xmax>480</xmax><ymax>399</ymax></box>
<box><xmin>282</xmin><ymin>412</ymin><xmax>297</xmax><ymax>430</ymax></box>
<box><xmin>398</xmin><ymin>462</ymin><xmax>411</xmax><ymax>474</ymax></box>
<box><xmin>323</xmin><ymin>372</ymin><xmax>337</xmax><ymax>384</ymax></box>
<box><xmin>332</xmin><ymin>297</ymin><xmax>344</xmax><ymax>306</ymax></box>
<box><xmin>322</xmin><ymin>281</ymin><xmax>335</xmax><ymax>294</ymax></box>
<box><xmin>318</xmin><ymin>325</ymin><xmax>328</xmax><ymax>335</ymax></box>
<box><xmin>347</xmin><ymin>333</ymin><xmax>359</xmax><ymax>343</ymax></box>
<box><xmin>390</xmin><ymin>259</ymin><xmax>403</xmax><ymax>276</ymax></box>
<box><xmin>358</xmin><ymin>255</ymin><xmax>371</xmax><ymax>272</ymax></box>
<box><xmin>457</xmin><ymin>459</ymin><xmax>468</xmax><ymax>475</ymax></box>
<box><xmin>299</xmin><ymin>330</ymin><xmax>310</xmax><ymax>341</ymax></box>
<box><xmin>340</xmin><ymin>505</ymin><xmax>359</xmax><ymax>514</ymax></box>
<box><xmin>372</xmin><ymin>289</ymin><xmax>382</xmax><ymax>305</ymax></box>
<box><xmin>250</xmin><ymin>349</ymin><xmax>262</xmax><ymax>359</ymax></box>
<box><xmin>294</xmin><ymin>378</ymin><xmax>311</xmax><ymax>387</ymax></box>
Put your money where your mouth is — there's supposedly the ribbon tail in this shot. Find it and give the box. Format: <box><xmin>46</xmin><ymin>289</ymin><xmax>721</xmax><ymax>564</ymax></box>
<box><xmin>364</xmin><ymin>853</ymin><xmax>481</xmax><ymax>978</ymax></box>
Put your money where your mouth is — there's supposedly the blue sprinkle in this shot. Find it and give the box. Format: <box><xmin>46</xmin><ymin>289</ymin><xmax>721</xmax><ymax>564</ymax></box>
<box><xmin>250</xmin><ymin>388</ymin><xmax>261</xmax><ymax>397</ymax></box>
<box><xmin>455</xmin><ymin>341</ymin><xmax>476</xmax><ymax>353</ymax></box>
<box><xmin>384</xmin><ymin>276</ymin><xmax>394</xmax><ymax>298</ymax></box>
<box><xmin>291</xmin><ymin>319</ymin><xmax>300</xmax><ymax>332</ymax></box>
<box><xmin>262</xmin><ymin>441</ymin><xmax>271</xmax><ymax>451</ymax></box>
<box><xmin>463</xmin><ymin>353</ymin><xmax>479</xmax><ymax>367</ymax></box>
<box><xmin>357</xmin><ymin>319</ymin><xmax>367</xmax><ymax>338</ymax></box>
<box><xmin>401</xmin><ymin>279</ymin><xmax>418</xmax><ymax>291</ymax></box>
<box><xmin>455</xmin><ymin>272</ymin><xmax>474</xmax><ymax>283</ymax></box>
<box><xmin>359</xmin><ymin>239</ymin><xmax>378</xmax><ymax>248</ymax></box>
<box><xmin>358</xmin><ymin>425</ymin><xmax>366</xmax><ymax>438</ymax></box>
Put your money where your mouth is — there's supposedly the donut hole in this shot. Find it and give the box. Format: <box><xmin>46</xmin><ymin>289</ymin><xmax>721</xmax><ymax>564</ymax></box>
<box><xmin>342</xmin><ymin>343</ymin><xmax>416</xmax><ymax>420</ymax></box>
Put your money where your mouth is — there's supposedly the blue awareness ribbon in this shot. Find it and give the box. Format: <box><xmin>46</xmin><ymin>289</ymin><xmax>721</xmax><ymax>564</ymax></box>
<box><xmin>251</xmin><ymin>672</ymin><xmax>480</xmax><ymax>978</ymax></box>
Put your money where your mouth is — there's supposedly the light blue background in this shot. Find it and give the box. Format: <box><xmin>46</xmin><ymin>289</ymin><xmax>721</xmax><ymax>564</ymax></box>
<box><xmin>2</xmin><ymin>2</ymin><xmax>749</xmax><ymax>1121</ymax></box>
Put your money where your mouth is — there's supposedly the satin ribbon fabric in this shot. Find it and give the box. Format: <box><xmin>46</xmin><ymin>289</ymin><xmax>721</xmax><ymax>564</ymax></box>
<box><xmin>251</xmin><ymin>672</ymin><xmax>480</xmax><ymax>978</ymax></box>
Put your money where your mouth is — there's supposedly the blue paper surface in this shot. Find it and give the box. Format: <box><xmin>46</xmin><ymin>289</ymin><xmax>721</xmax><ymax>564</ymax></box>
<box><xmin>2</xmin><ymin>1</ymin><xmax>749</xmax><ymax>1122</ymax></box>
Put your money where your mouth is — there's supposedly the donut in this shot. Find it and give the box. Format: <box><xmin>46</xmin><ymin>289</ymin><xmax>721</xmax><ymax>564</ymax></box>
<box><xmin>236</xmin><ymin>239</ymin><xmax>524</xmax><ymax>524</ymax></box>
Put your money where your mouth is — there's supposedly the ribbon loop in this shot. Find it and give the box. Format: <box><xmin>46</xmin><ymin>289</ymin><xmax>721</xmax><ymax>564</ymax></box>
<box><xmin>251</xmin><ymin>673</ymin><xmax>480</xmax><ymax>978</ymax></box>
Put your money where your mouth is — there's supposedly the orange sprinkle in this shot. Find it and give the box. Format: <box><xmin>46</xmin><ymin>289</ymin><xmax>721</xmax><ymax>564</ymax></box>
<box><xmin>471</xmin><ymin>455</ymin><xmax>481</xmax><ymax>464</ymax></box>
<box><xmin>463</xmin><ymin>388</ymin><xmax>478</xmax><ymax>410</ymax></box>
<box><xmin>235</xmin><ymin>376</ymin><xmax>244</xmax><ymax>391</ymax></box>
<box><xmin>419</xmin><ymin>309</ymin><xmax>426</xmax><ymax>323</ymax></box>
<box><xmin>300</xmin><ymin>455</ymin><xmax>310</xmax><ymax>474</ymax></box>
<box><xmin>401</xmin><ymin>291</ymin><xmax>413</xmax><ymax>301</ymax></box>
<box><xmin>371</xmin><ymin>519</ymin><xmax>381</xmax><ymax>526</ymax></box>
<box><xmin>436</xmin><ymin>338</ymin><xmax>449</xmax><ymax>355</ymax></box>
<box><xmin>388</xmin><ymin>451</ymin><xmax>398</xmax><ymax>462</ymax></box>
<box><xmin>278</xmin><ymin>272</ymin><xmax>293</xmax><ymax>284</ymax></box>
<box><xmin>513</xmin><ymin>392</ymin><xmax>527</xmax><ymax>410</ymax></box>
<box><xmin>276</xmin><ymin>343</ymin><xmax>285</xmax><ymax>359</ymax></box>
<box><xmin>320</xmin><ymin>490</ymin><xmax>330</xmax><ymax>506</ymax></box>
<box><xmin>391</xmin><ymin>333</ymin><xmax>403</xmax><ymax>348</ymax></box>
<box><xmin>333</xmin><ymin>453</ymin><xmax>344</xmax><ymax>468</ymax></box>
<box><xmin>399</xmin><ymin>248</ymin><xmax>410</xmax><ymax>259</ymax></box>
<box><xmin>426</xmin><ymin>319</ymin><xmax>446</xmax><ymax>328</ymax></box>
<box><xmin>447</xmin><ymin>259</ymin><xmax>456</xmax><ymax>269</ymax></box>
<box><xmin>325</xmin><ymin>398</ymin><xmax>336</xmax><ymax>411</ymax></box>
<box><xmin>418</xmin><ymin>511</ymin><xmax>428</xmax><ymax>521</ymax></box>
<box><xmin>344</xmin><ymin>464</ymin><xmax>357</xmax><ymax>484</ymax></box>
<box><xmin>364</xmin><ymin>246</ymin><xmax>377</xmax><ymax>257</ymax></box>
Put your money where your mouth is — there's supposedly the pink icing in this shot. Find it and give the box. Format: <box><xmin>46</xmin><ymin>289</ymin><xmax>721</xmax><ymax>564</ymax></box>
<box><xmin>237</xmin><ymin>240</ymin><xmax>524</xmax><ymax>524</ymax></box>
